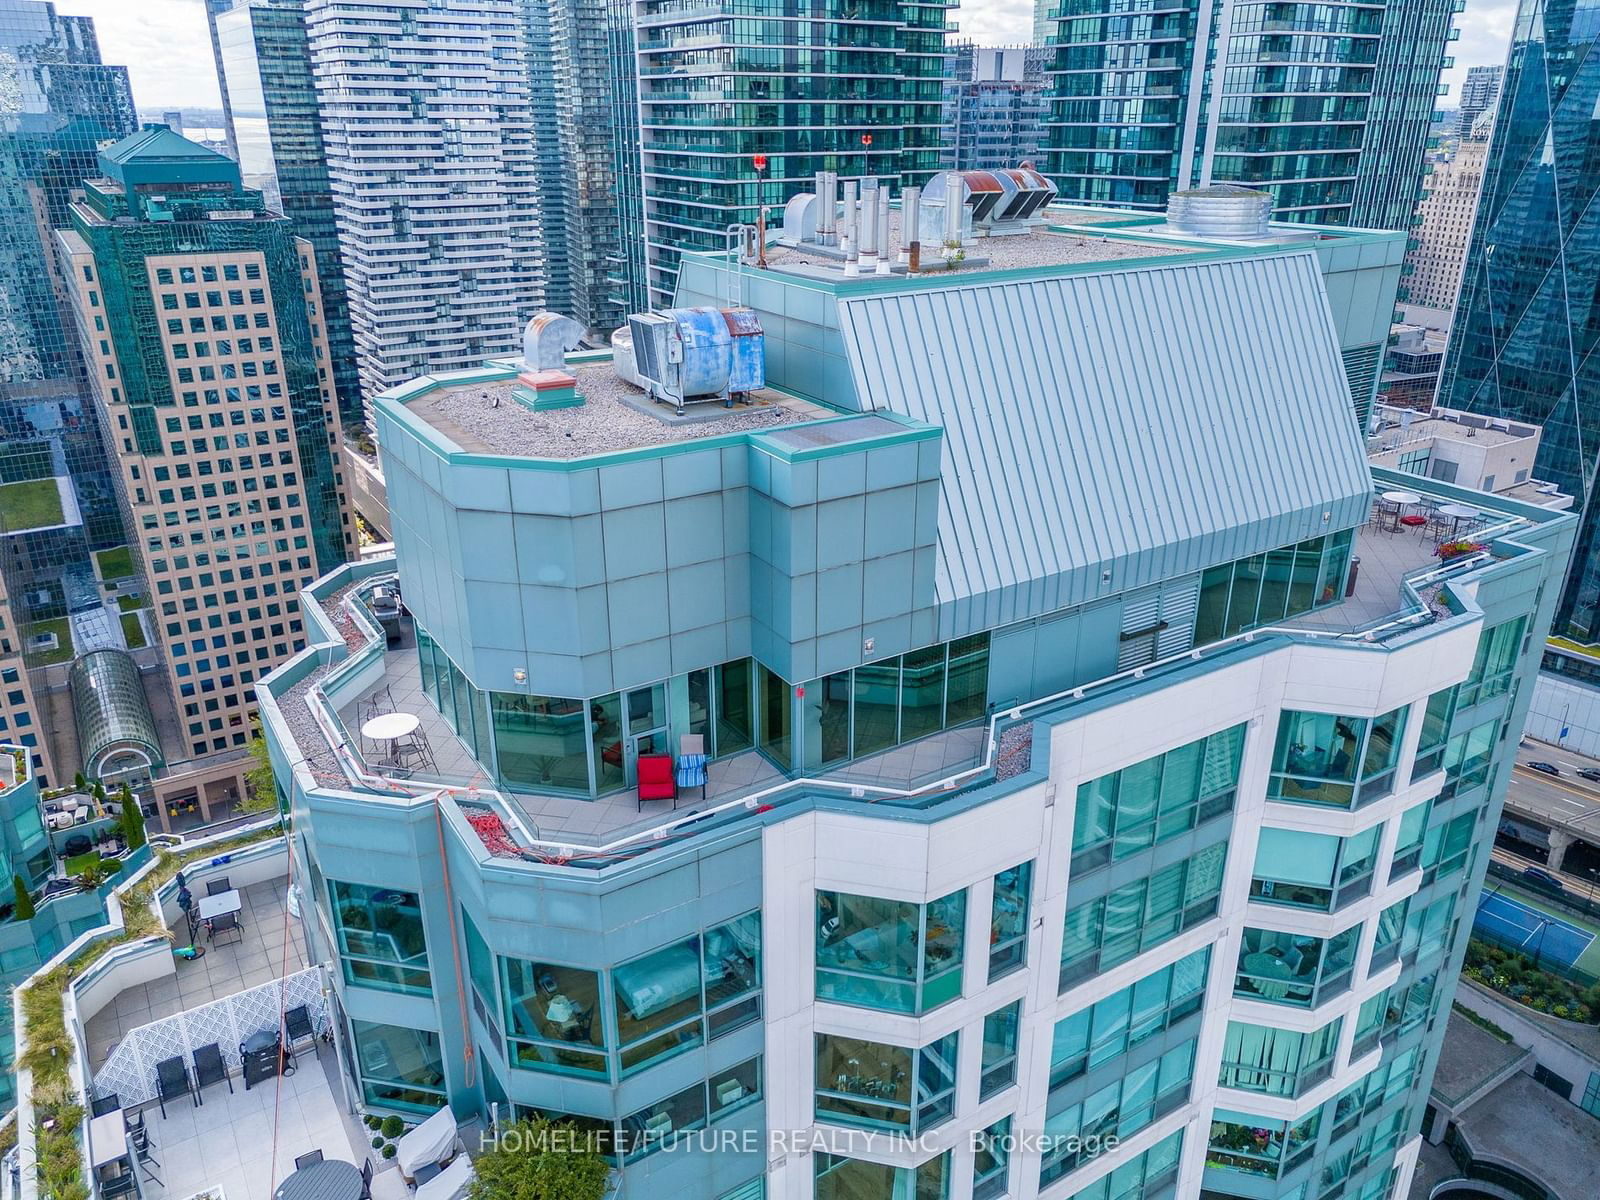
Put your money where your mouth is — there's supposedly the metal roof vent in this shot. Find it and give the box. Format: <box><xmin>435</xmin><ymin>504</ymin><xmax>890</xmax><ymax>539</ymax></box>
<box><xmin>1166</xmin><ymin>185</ymin><xmax>1272</xmax><ymax>239</ymax></box>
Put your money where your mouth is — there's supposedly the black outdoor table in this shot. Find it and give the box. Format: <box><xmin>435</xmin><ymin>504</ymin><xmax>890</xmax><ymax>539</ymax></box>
<box><xmin>274</xmin><ymin>1159</ymin><xmax>363</xmax><ymax>1200</ymax></box>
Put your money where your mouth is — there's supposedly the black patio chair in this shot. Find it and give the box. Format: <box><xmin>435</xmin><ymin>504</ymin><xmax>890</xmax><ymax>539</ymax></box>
<box><xmin>100</xmin><ymin>1171</ymin><xmax>137</xmax><ymax>1199</ymax></box>
<box><xmin>284</xmin><ymin>1005</ymin><xmax>320</xmax><ymax>1060</ymax></box>
<box><xmin>359</xmin><ymin>1159</ymin><xmax>373</xmax><ymax>1200</ymax></box>
<box><xmin>208</xmin><ymin>911</ymin><xmax>244</xmax><ymax>946</ymax></box>
<box><xmin>90</xmin><ymin>1092</ymin><xmax>120</xmax><ymax>1117</ymax></box>
<box><xmin>206</xmin><ymin>877</ymin><xmax>232</xmax><ymax>896</ymax></box>
<box><xmin>131</xmin><ymin>1122</ymin><xmax>161</xmax><ymax>1186</ymax></box>
<box><xmin>295</xmin><ymin>1150</ymin><xmax>324</xmax><ymax>1169</ymax></box>
<box><xmin>193</xmin><ymin>1042</ymin><xmax>233</xmax><ymax>1097</ymax></box>
<box><xmin>154</xmin><ymin>1055</ymin><xmax>194</xmax><ymax>1117</ymax></box>
<box><xmin>123</xmin><ymin>1109</ymin><xmax>144</xmax><ymax>1137</ymax></box>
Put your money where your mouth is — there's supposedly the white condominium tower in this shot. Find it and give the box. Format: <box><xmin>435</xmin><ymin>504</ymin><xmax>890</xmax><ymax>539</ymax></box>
<box><xmin>304</xmin><ymin>0</ymin><xmax>545</xmax><ymax>413</ymax></box>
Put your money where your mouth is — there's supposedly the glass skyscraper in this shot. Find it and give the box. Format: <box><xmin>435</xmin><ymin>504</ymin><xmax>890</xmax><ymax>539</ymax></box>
<box><xmin>211</xmin><ymin>0</ymin><xmax>363</xmax><ymax>428</ymax></box>
<box><xmin>1438</xmin><ymin>0</ymin><xmax>1600</xmax><ymax>638</ymax></box>
<box><xmin>1042</xmin><ymin>0</ymin><xmax>1460</xmax><ymax>226</ymax></box>
<box><xmin>627</xmin><ymin>0</ymin><xmax>951</xmax><ymax>306</ymax></box>
<box><xmin>0</xmin><ymin>1</ymin><xmax>136</xmax><ymax>682</ymax></box>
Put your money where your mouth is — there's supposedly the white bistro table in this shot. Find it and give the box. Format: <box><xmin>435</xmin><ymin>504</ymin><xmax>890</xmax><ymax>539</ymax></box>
<box><xmin>1379</xmin><ymin>489</ymin><xmax>1423</xmax><ymax>530</ymax></box>
<box><xmin>1438</xmin><ymin>502</ymin><xmax>1481</xmax><ymax>538</ymax></box>
<box><xmin>196</xmin><ymin>888</ymin><xmax>242</xmax><ymax>921</ymax></box>
<box><xmin>362</xmin><ymin>712</ymin><xmax>421</xmax><ymax>766</ymax></box>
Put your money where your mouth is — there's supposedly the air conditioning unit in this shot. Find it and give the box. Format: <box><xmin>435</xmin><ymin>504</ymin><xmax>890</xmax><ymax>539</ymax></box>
<box><xmin>626</xmin><ymin>307</ymin><xmax>765</xmax><ymax>415</ymax></box>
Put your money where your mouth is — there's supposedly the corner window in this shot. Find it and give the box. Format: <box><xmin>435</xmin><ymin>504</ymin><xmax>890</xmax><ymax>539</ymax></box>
<box><xmin>1219</xmin><ymin>1016</ymin><xmax>1343</xmax><ymax>1097</ymax></box>
<box><xmin>330</xmin><ymin>881</ymin><xmax>431</xmax><ymax>994</ymax></box>
<box><xmin>502</xmin><ymin>959</ymin><xmax>606</xmax><ymax>1078</ymax></box>
<box><xmin>1206</xmin><ymin>1108</ymin><xmax>1320</xmax><ymax>1179</ymax></box>
<box><xmin>989</xmin><ymin>861</ymin><xmax>1032</xmax><ymax>980</ymax></box>
<box><xmin>351</xmin><ymin>1020</ymin><xmax>445</xmax><ymax>1113</ymax></box>
<box><xmin>815</xmin><ymin>1032</ymin><xmax>958</xmax><ymax>1134</ymax></box>
<box><xmin>816</xmin><ymin>888</ymin><xmax>965</xmax><ymax>1013</ymax></box>
<box><xmin>1234</xmin><ymin>924</ymin><xmax>1360</xmax><ymax>1007</ymax></box>
<box><xmin>1269</xmin><ymin>706</ymin><xmax>1407</xmax><ymax>809</ymax></box>
<box><xmin>1250</xmin><ymin>825</ymin><xmax>1379</xmax><ymax>912</ymax></box>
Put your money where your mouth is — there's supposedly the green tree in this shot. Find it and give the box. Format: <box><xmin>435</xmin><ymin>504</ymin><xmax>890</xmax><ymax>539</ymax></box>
<box><xmin>240</xmin><ymin>717</ymin><xmax>278</xmax><ymax>813</ymax></box>
<box><xmin>12</xmin><ymin>873</ymin><xmax>34</xmax><ymax>920</ymax></box>
<box><xmin>120</xmin><ymin>788</ymin><xmax>146</xmax><ymax>851</ymax></box>
<box><xmin>467</xmin><ymin>1118</ymin><xmax>609</xmax><ymax>1200</ymax></box>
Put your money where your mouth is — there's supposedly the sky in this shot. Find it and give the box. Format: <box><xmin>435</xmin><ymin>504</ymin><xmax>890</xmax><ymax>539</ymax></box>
<box><xmin>61</xmin><ymin>0</ymin><xmax>1519</xmax><ymax>114</ymax></box>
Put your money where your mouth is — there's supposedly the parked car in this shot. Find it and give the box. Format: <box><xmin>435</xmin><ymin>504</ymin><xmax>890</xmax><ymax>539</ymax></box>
<box><xmin>1521</xmin><ymin>866</ymin><xmax>1567</xmax><ymax>895</ymax></box>
<box><xmin>1528</xmin><ymin>761</ymin><xmax>1562</xmax><ymax>776</ymax></box>
<box><xmin>1578</xmin><ymin>767</ymin><xmax>1600</xmax><ymax>783</ymax></box>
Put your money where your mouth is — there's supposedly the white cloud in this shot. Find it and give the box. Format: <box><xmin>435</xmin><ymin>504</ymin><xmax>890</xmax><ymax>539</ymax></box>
<box><xmin>56</xmin><ymin>0</ymin><xmax>220</xmax><ymax>110</ymax></box>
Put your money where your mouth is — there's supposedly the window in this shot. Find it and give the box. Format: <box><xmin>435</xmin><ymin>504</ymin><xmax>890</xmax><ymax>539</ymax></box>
<box><xmin>1234</xmin><ymin>923</ymin><xmax>1360</xmax><ymax>1007</ymax></box>
<box><xmin>1250</xmin><ymin>825</ymin><xmax>1379</xmax><ymax>912</ymax></box>
<box><xmin>1390</xmin><ymin>800</ymin><xmax>1429</xmax><ymax>880</ymax></box>
<box><xmin>815</xmin><ymin>1032</ymin><xmax>957</xmax><ymax>1134</ymax></box>
<box><xmin>980</xmin><ymin>1002</ymin><xmax>1019</xmax><ymax>1099</ymax></box>
<box><xmin>621</xmin><ymin>1081</ymin><xmax>705</xmax><ymax>1162</ymax></box>
<box><xmin>610</xmin><ymin>914</ymin><xmax>760</xmax><ymax>1075</ymax></box>
<box><xmin>351</xmin><ymin>1020</ymin><xmax>445</xmax><ymax>1113</ymax></box>
<box><xmin>502</xmin><ymin>959</ymin><xmax>606</xmax><ymax>1078</ymax></box>
<box><xmin>1219</xmin><ymin>1017</ymin><xmax>1342</xmax><ymax>1096</ymax></box>
<box><xmin>330</xmin><ymin>881</ymin><xmax>430</xmax><ymax>994</ymax></box>
<box><xmin>989</xmin><ymin>861</ymin><xmax>1032</xmax><ymax>979</ymax></box>
<box><xmin>1063</xmin><ymin>1129</ymin><xmax>1182</xmax><ymax>1200</ymax></box>
<box><xmin>1441</xmin><ymin>717</ymin><xmax>1496</xmax><ymax>798</ymax></box>
<box><xmin>1072</xmin><ymin>724</ymin><xmax>1244</xmax><ymax>871</ymax></box>
<box><xmin>973</xmin><ymin>1117</ymin><xmax>1011</xmax><ymax>1200</ymax></box>
<box><xmin>1414</xmin><ymin>686</ymin><xmax>1454</xmax><ymax>776</ymax></box>
<box><xmin>1206</xmin><ymin>1107</ymin><xmax>1319</xmax><ymax>1179</ymax></box>
<box><xmin>1460</xmin><ymin>616</ymin><xmax>1524</xmax><ymax>706</ymax></box>
<box><xmin>797</xmin><ymin>634</ymin><xmax>991</xmax><ymax>770</ymax></box>
<box><xmin>1040</xmin><ymin>1040</ymin><xmax>1194</xmax><ymax>1187</ymax></box>
<box><xmin>816</xmin><ymin>1152</ymin><xmax>950</xmax><ymax>1200</ymax></box>
<box><xmin>1051</xmin><ymin>947</ymin><xmax>1208</xmax><ymax>1087</ymax></box>
<box><xmin>1060</xmin><ymin>844</ymin><xmax>1225</xmax><ymax>988</ymax></box>
<box><xmin>461</xmin><ymin>910</ymin><xmax>500</xmax><ymax>1042</ymax></box>
<box><xmin>1269</xmin><ymin>706</ymin><xmax>1407</xmax><ymax>808</ymax></box>
<box><xmin>816</xmin><ymin>888</ymin><xmax>965</xmax><ymax>1013</ymax></box>
<box><xmin>1194</xmin><ymin>530</ymin><xmax>1353</xmax><ymax>643</ymax></box>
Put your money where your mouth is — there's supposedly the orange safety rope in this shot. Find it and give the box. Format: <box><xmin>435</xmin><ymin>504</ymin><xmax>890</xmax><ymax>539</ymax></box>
<box><xmin>268</xmin><ymin>814</ymin><xmax>300</xmax><ymax>1193</ymax></box>
<box><xmin>434</xmin><ymin>795</ymin><xmax>476</xmax><ymax>1088</ymax></box>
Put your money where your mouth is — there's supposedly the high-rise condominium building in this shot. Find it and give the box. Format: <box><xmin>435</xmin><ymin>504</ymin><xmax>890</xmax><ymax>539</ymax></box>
<box><xmin>627</xmin><ymin>0</ymin><xmax>949</xmax><ymax>306</ymax></box>
<box><xmin>940</xmin><ymin>44</ymin><xmax>1050</xmax><ymax>172</ymax></box>
<box><xmin>302</xmin><ymin>0</ymin><xmax>545</xmax><ymax>412</ymax></box>
<box><xmin>1438</xmin><ymin>3</ymin><xmax>1600</xmax><ymax>639</ymax></box>
<box><xmin>56</xmin><ymin>126</ymin><xmax>353</xmax><ymax>758</ymax></box>
<box><xmin>1041</xmin><ymin>0</ymin><xmax>1459</xmax><ymax>227</ymax></box>
<box><xmin>212</xmin><ymin>0</ymin><xmax>363</xmax><ymax>428</ymax></box>
<box><xmin>523</xmin><ymin>0</ymin><xmax>621</xmax><ymax>337</ymax></box>
<box><xmin>1402</xmin><ymin>132</ymin><xmax>1489</xmax><ymax>314</ymax></box>
<box><xmin>257</xmin><ymin>186</ymin><xmax>1568</xmax><ymax>1200</ymax></box>
<box><xmin>0</xmin><ymin>0</ymin><xmax>136</xmax><ymax>784</ymax></box>
<box><xmin>1455</xmin><ymin>64</ymin><xmax>1502</xmax><ymax>139</ymax></box>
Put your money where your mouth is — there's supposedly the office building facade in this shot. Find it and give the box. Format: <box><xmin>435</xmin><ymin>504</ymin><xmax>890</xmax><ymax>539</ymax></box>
<box><xmin>1402</xmin><ymin>133</ymin><xmax>1488</xmax><ymax>314</ymax></box>
<box><xmin>259</xmin><ymin>190</ymin><xmax>1569</xmax><ymax>1200</ymax></box>
<box><xmin>1437</xmin><ymin>0</ymin><xmax>1600</xmax><ymax>639</ymax></box>
<box><xmin>627</xmin><ymin>0</ymin><xmax>950</xmax><ymax>306</ymax></box>
<box><xmin>56</xmin><ymin>126</ymin><xmax>353</xmax><ymax>758</ymax></box>
<box><xmin>0</xmin><ymin>0</ymin><xmax>138</xmax><ymax>785</ymax></box>
<box><xmin>302</xmin><ymin>0</ymin><xmax>545</xmax><ymax>412</ymax></box>
<box><xmin>1041</xmin><ymin>0</ymin><xmax>1460</xmax><ymax>226</ymax></box>
<box><xmin>940</xmin><ymin>44</ymin><xmax>1050</xmax><ymax>173</ymax></box>
<box><xmin>212</xmin><ymin>0</ymin><xmax>364</xmax><ymax>429</ymax></box>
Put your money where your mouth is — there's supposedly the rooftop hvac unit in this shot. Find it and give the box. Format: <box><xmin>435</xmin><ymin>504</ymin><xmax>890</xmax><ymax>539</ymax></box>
<box><xmin>626</xmin><ymin>307</ymin><xmax>765</xmax><ymax>415</ymax></box>
<box><xmin>610</xmin><ymin>324</ymin><xmax>646</xmax><ymax>390</ymax></box>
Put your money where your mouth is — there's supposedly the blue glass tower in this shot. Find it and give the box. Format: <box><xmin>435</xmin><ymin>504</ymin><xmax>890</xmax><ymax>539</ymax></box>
<box><xmin>1437</xmin><ymin>0</ymin><xmax>1600</xmax><ymax>637</ymax></box>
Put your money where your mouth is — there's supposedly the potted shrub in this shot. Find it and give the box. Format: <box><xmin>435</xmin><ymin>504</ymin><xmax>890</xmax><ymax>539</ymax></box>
<box><xmin>1436</xmin><ymin>539</ymin><xmax>1486</xmax><ymax>562</ymax></box>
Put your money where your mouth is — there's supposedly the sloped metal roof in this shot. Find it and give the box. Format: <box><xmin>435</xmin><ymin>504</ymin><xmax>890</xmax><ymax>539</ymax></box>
<box><xmin>836</xmin><ymin>249</ymin><xmax>1375</xmax><ymax>634</ymax></box>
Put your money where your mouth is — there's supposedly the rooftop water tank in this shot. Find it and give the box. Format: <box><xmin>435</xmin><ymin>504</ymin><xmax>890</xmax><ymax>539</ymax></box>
<box><xmin>1165</xmin><ymin>185</ymin><xmax>1272</xmax><ymax>239</ymax></box>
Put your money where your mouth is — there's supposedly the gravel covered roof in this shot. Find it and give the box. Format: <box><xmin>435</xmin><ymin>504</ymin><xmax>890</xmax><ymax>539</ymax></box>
<box><xmin>406</xmin><ymin>360</ymin><xmax>832</xmax><ymax>459</ymax></box>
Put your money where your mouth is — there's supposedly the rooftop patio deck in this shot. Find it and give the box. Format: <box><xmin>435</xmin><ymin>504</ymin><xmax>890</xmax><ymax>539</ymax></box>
<box><xmin>84</xmin><ymin>878</ymin><xmax>308</xmax><ymax>1070</ymax></box>
<box><xmin>332</xmin><ymin>628</ymin><xmax>986</xmax><ymax>846</ymax></box>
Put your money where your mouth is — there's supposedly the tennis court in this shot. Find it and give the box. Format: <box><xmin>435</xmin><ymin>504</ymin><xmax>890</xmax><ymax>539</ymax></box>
<box><xmin>1475</xmin><ymin>890</ymin><xmax>1597</xmax><ymax>969</ymax></box>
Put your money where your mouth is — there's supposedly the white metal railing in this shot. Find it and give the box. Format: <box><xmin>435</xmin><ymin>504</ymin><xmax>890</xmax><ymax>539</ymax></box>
<box><xmin>289</xmin><ymin>487</ymin><xmax>1529</xmax><ymax>867</ymax></box>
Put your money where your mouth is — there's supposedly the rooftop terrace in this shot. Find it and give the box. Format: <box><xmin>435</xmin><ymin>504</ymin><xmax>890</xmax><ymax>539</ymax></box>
<box><xmin>398</xmin><ymin>358</ymin><xmax>835</xmax><ymax>459</ymax></box>
<box><xmin>257</xmin><ymin>469</ymin><xmax>1551</xmax><ymax>874</ymax></box>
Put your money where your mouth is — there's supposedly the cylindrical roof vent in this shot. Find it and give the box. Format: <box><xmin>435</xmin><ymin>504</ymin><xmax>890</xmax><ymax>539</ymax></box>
<box><xmin>1166</xmin><ymin>185</ymin><xmax>1272</xmax><ymax>239</ymax></box>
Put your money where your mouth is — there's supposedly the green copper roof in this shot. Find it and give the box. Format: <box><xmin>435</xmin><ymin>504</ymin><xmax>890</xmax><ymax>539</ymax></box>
<box><xmin>98</xmin><ymin>124</ymin><xmax>240</xmax><ymax>191</ymax></box>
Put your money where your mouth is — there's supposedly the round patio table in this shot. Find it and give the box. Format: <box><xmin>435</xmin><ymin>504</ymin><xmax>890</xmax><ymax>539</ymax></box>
<box><xmin>362</xmin><ymin>712</ymin><xmax>420</xmax><ymax>742</ymax></box>
<box><xmin>1438</xmin><ymin>502</ymin><xmax>1480</xmax><ymax>537</ymax></box>
<box><xmin>1379</xmin><ymin>489</ymin><xmax>1422</xmax><ymax>531</ymax></box>
<box><xmin>274</xmin><ymin>1160</ymin><xmax>363</xmax><ymax>1200</ymax></box>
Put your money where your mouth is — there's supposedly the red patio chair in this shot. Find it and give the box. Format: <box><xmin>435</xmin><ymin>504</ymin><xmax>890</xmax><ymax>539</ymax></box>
<box><xmin>636</xmin><ymin>754</ymin><xmax>677</xmax><ymax>810</ymax></box>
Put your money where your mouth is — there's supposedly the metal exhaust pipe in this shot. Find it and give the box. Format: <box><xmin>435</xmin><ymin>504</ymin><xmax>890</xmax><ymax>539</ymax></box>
<box><xmin>841</xmin><ymin>179</ymin><xmax>859</xmax><ymax>275</ymax></box>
